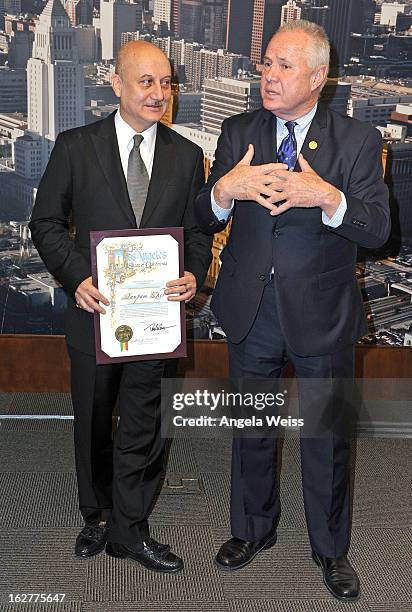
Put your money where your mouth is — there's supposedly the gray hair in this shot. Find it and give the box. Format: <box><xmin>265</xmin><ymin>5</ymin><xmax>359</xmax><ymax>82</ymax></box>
<box><xmin>276</xmin><ymin>19</ymin><xmax>330</xmax><ymax>70</ymax></box>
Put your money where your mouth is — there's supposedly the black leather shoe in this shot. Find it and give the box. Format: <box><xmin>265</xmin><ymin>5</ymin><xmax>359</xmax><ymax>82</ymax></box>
<box><xmin>215</xmin><ymin>528</ymin><xmax>277</xmax><ymax>570</ymax></box>
<box><xmin>312</xmin><ymin>551</ymin><xmax>360</xmax><ymax>601</ymax></box>
<box><xmin>75</xmin><ymin>523</ymin><xmax>108</xmax><ymax>559</ymax></box>
<box><xmin>106</xmin><ymin>538</ymin><xmax>184</xmax><ymax>573</ymax></box>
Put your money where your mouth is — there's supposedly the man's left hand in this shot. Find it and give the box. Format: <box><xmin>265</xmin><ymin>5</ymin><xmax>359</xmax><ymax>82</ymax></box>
<box><xmin>267</xmin><ymin>154</ymin><xmax>341</xmax><ymax>218</ymax></box>
<box><xmin>164</xmin><ymin>271</ymin><xmax>197</xmax><ymax>303</ymax></box>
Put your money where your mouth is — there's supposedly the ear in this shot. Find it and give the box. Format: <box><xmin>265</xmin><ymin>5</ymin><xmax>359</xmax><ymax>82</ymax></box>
<box><xmin>111</xmin><ymin>73</ymin><xmax>122</xmax><ymax>98</ymax></box>
<box><xmin>311</xmin><ymin>65</ymin><xmax>328</xmax><ymax>91</ymax></box>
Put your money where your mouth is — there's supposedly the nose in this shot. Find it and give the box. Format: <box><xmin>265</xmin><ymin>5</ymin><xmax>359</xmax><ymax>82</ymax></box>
<box><xmin>266</xmin><ymin>64</ymin><xmax>279</xmax><ymax>83</ymax></box>
<box><xmin>151</xmin><ymin>80</ymin><xmax>164</xmax><ymax>100</ymax></box>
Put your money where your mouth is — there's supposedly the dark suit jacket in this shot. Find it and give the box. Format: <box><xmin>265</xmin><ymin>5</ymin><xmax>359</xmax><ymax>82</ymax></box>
<box><xmin>195</xmin><ymin>104</ymin><xmax>391</xmax><ymax>357</ymax></box>
<box><xmin>29</xmin><ymin>112</ymin><xmax>212</xmax><ymax>355</ymax></box>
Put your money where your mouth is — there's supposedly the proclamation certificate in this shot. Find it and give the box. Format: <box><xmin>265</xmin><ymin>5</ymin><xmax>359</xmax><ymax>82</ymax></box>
<box><xmin>90</xmin><ymin>228</ymin><xmax>186</xmax><ymax>365</ymax></box>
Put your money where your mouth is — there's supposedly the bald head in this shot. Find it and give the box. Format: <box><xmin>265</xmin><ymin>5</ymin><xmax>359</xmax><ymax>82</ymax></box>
<box><xmin>112</xmin><ymin>40</ymin><xmax>172</xmax><ymax>133</ymax></box>
<box><xmin>115</xmin><ymin>40</ymin><xmax>170</xmax><ymax>80</ymax></box>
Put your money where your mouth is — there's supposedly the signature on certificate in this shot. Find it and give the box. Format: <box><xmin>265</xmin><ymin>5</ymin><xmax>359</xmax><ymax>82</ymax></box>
<box><xmin>144</xmin><ymin>322</ymin><xmax>177</xmax><ymax>333</ymax></box>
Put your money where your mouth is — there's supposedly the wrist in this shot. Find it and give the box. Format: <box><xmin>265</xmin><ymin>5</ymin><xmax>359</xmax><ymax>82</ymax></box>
<box><xmin>321</xmin><ymin>185</ymin><xmax>341</xmax><ymax>219</ymax></box>
<box><xmin>214</xmin><ymin>178</ymin><xmax>232</xmax><ymax>209</ymax></box>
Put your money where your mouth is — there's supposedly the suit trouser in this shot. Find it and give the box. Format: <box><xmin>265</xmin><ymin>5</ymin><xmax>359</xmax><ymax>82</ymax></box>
<box><xmin>228</xmin><ymin>281</ymin><xmax>354</xmax><ymax>558</ymax></box>
<box><xmin>68</xmin><ymin>344</ymin><xmax>176</xmax><ymax>549</ymax></box>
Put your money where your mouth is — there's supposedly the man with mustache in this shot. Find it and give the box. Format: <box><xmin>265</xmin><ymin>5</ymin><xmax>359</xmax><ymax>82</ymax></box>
<box><xmin>29</xmin><ymin>40</ymin><xmax>211</xmax><ymax>572</ymax></box>
<box><xmin>196</xmin><ymin>21</ymin><xmax>390</xmax><ymax>600</ymax></box>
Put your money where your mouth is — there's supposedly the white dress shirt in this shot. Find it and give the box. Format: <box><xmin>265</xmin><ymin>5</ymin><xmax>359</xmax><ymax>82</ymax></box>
<box><xmin>211</xmin><ymin>103</ymin><xmax>347</xmax><ymax>228</ymax></box>
<box><xmin>114</xmin><ymin>109</ymin><xmax>157</xmax><ymax>180</ymax></box>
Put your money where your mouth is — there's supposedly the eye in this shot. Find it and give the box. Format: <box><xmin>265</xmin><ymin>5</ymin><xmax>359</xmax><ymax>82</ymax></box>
<box><xmin>161</xmin><ymin>79</ymin><xmax>171</xmax><ymax>89</ymax></box>
<box><xmin>263</xmin><ymin>60</ymin><xmax>271</xmax><ymax>69</ymax></box>
<box><xmin>141</xmin><ymin>78</ymin><xmax>153</xmax><ymax>87</ymax></box>
<box><xmin>281</xmin><ymin>64</ymin><xmax>291</xmax><ymax>70</ymax></box>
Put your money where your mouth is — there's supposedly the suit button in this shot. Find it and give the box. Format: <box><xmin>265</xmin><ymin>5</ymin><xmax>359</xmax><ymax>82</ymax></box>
<box><xmin>259</xmin><ymin>274</ymin><xmax>265</xmax><ymax>281</ymax></box>
<box><xmin>209</xmin><ymin>221</ymin><xmax>215</xmax><ymax>227</ymax></box>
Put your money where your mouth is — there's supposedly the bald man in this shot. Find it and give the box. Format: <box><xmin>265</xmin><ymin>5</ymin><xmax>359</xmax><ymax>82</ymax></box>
<box><xmin>29</xmin><ymin>41</ymin><xmax>212</xmax><ymax>572</ymax></box>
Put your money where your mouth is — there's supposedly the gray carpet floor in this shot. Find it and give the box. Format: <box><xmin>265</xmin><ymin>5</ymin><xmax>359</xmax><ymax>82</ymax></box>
<box><xmin>0</xmin><ymin>392</ymin><xmax>411</xmax><ymax>612</ymax></box>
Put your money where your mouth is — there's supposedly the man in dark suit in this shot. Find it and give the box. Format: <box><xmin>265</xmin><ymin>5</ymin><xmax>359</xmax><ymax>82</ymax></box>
<box><xmin>29</xmin><ymin>40</ymin><xmax>211</xmax><ymax>572</ymax></box>
<box><xmin>196</xmin><ymin>21</ymin><xmax>390</xmax><ymax>600</ymax></box>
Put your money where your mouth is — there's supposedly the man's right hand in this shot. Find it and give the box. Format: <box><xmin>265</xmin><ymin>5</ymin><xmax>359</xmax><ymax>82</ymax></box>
<box><xmin>75</xmin><ymin>276</ymin><xmax>110</xmax><ymax>314</ymax></box>
<box><xmin>213</xmin><ymin>144</ymin><xmax>288</xmax><ymax>210</ymax></box>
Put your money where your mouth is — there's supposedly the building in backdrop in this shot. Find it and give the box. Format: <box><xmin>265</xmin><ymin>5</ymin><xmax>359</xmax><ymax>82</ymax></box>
<box><xmin>0</xmin><ymin>0</ymin><xmax>84</xmax><ymax>234</ymax></box>
<box><xmin>386</xmin><ymin>139</ymin><xmax>412</xmax><ymax>245</ymax></box>
<box><xmin>174</xmin><ymin>0</ymin><xmax>204</xmax><ymax>43</ymax></box>
<box><xmin>380</xmin><ymin>2</ymin><xmax>407</xmax><ymax>28</ymax></box>
<box><xmin>225</xmin><ymin>0</ymin><xmax>254</xmax><ymax>57</ymax></box>
<box><xmin>153</xmin><ymin>0</ymin><xmax>171</xmax><ymax>33</ymax></box>
<box><xmin>225</xmin><ymin>0</ymin><xmax>285</xmax><ymax>65</ymax></box>
<box><xmin>300</xmin><ymin>2</ymin><xmax>328</xmax><ymax>29</ymax></box>
<box><xmin>27</xmin><ymin>0</ymin><xmax>84</xmax><ymax>152</ymax></box>
<box><xmin>3</xmin><ymin>15</ymin><xmax>35</xmax><ymax>68</ymax></box>
<box><xmin>203</xmin><ymin>0</ymin><xmax>228</xmax><ymax>49</ymax></box>
<box><xmin>0</xmin><ymin>67</ymin><xmax>26</xmax><ymax>113</ymax></box>
<box><xmin>201</xmin><ymin>75</ymin><xmax>262</xmax><ymax>134</ymax></box>
<box><xmin>101</xmin><ymin>0</ymin><xmax>142</xmax><ymax>60</ymax></box>
<box><xmin>0</xmin><ymin>0</ymin><xmax>22</xmax><ymax>29</ymax></box>
<box><xmin>0</xmin><ymin>0</ymin><xmax>412</xmax><ymax>342</ymax></box>
<box><xmin>326</xmin><ymin>0</ymin><xmax>355</xmax><ymax>68</ymax></box>
<box><xmin>64</xmin><ymin>0</ymin><xmax>93</xmax><ymax>25</ymax></box>
<box><xmin>281</xmin><ymin>0</ymin><xmax>301</xmax><ymax>24</ymax></box>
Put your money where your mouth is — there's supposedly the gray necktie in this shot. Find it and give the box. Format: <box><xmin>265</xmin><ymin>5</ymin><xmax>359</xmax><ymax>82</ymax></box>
<box><xmin>126</xmin><ymin>134</ymin><xmax>149</xmax><ymax>227</ymax></box>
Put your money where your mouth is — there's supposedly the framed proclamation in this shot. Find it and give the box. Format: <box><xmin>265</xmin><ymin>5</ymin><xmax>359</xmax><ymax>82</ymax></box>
<box><xmin>90</xmin><ymin>228</ymin><xmax>186</xmax><ymax>365</ymax></box>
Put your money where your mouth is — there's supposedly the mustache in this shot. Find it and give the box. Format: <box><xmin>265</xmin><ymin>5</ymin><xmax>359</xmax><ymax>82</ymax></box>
<box><xmin>146</xmin><ymin>100</ymin><xmax>167</xmax><ymax>108</ymax></box>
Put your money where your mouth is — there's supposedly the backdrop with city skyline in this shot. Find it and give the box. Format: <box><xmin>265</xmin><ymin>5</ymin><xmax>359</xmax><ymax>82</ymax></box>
<box><xmin>0</xmin><ymin>0</ymin><xmax>412</xmax><ymax>346</ymax></box>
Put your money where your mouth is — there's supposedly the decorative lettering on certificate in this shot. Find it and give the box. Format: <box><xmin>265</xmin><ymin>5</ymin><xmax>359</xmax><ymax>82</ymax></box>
<box><xmin>96</xmin><ymin>233</ymin><xmax>182</xmax><ymax>358</ymax></box>
<box><xmin>102</xmin><ymin>240</ymin><xmax>168</xmax><ymax>330</ymax></box>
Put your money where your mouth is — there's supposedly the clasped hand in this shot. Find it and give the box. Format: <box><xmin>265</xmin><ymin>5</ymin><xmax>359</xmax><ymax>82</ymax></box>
<box><xmin>75</xmin><ymin>271</ymin><xmax>196</xmax><ymax>313</ymax></box>
<box><xmin>214</xmin><ymin>144</ymin><xmax>341</xmax><ymax>218</ymax></box>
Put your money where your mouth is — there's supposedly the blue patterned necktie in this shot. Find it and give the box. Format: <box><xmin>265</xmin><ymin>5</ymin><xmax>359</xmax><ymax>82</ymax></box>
<box><xmin>277</xmin><ymin>121</ymin><xmax>297</xmax><ymax>170</ymax></box>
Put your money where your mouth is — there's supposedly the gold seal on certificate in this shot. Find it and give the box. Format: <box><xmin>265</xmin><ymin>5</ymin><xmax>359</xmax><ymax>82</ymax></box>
<box><xmin>90</xmin><ymin>228</ymin><xmax>186</xmax><ymax>364</ymax></box>
<box><xmin>115</xmin><ymin>325</ymin><xmax>133</xmax><ymax>351</ymax></box>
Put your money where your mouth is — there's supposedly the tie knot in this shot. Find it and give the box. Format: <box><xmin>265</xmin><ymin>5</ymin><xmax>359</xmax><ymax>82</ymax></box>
<box><xmin>285</xmin><ymin>121</ymin><xmax>297</xmax><ymax>134</ymax></box>
<box><xmin>133</xmin><ymin>134</ymin><xmax>144</xmax><ymax>149</ymax></box>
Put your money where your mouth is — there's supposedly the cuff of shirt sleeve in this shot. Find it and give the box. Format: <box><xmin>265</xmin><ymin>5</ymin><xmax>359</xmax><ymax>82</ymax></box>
<box><xmin>211</xmin><ymin>185</ymin><xmax>234</xmax><ymax>222</ymax></box>
<box><xmin>322</xmin><ymin>192</ymin><xmax>347</xmax><ymax>228</ymax></box>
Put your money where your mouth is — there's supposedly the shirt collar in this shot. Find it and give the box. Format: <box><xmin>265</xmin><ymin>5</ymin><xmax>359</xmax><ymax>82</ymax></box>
<box><xmin>115</xmin><ymin>109</ymin><xmax>157</xmax><ymax>150</ymax></box>
<box><xmin>277</xmin><ymin>103</ymin><xmax>318</xmax><ymax>132</ymax></box>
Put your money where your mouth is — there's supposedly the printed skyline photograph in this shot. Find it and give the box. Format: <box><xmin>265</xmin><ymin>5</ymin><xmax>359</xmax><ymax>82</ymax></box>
<box><xmin>1</xmin><ymin>0</ymin><xmax>412</xmax><ymax>345</ymax></box>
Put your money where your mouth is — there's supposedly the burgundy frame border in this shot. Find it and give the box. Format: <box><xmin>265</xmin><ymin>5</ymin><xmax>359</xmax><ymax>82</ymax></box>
<box><xmin>90</xmin><ymin>227</ymin><xmax>186</xmax><ymax>365</ymax></box>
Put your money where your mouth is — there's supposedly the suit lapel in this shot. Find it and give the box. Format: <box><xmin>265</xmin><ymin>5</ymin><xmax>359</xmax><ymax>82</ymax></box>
<box><xmin>90</xmin><ymin>112</ymin><xmax>136</xmax><ymax>226</ymax></box>
<box><xmin>257</xmin><ymin>109</ymin><xmax>277</xmax><ymax>165</ymax></box>
<box><xmin>295</xmin><ymin>103</ymin><xmax>328</xmax><ymax>172</ymax></box>
<box><xmin>140</xmin><ymin>122</ymin><xmax>175</xmax><ymax>227</ymax></box>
